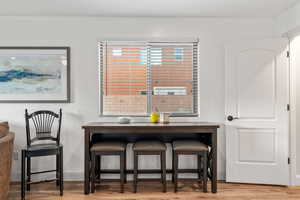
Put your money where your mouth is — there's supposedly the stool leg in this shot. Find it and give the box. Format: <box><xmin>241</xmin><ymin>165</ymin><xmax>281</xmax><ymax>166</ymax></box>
<box><xmin>26</xmin><ymin>157</ymin><xmax>31</xmax><ymax>191</ymax></box>
<box><xmin>124</xmin><ymin>150</ymin><xmax>127</xmax><ymax>183</ymax></box>
<box><xmin>120</xmin><ymin>152</ymin><xmax>125</xmax><ymax>193</ymax></box>
<box><xmin>59</xmin><ymin>146</ymin><xmax>64</xmax><ymax>196</ymax></box>
<box><xmin>198</xmin><ymin>154</ymin><xmax>202</xmax><ymax>183</ymax></box>
<box><xmin>174</xmin><ymin>152</ymin><xmax>178</xmax><ymax>193</ymax></box>
<box><xmin>172</xmin><ymin>149</ymin><xmax>174</xmax><ymax>183</ymax></box>
<box><xmin>160</xmin><ymin>152</ymin><xmax>163</xmax><ymax>184</ymax></box>
<box><xmin>203</xmin><ymin>152</ymin><xmax>208</xmax><ymax>193</ymax></box>
<box><xmin>91</xmin><ymin>152</ymin><xmax>96</xmax><ymax>193</ymax></box>
<box><xmin>133</xmin><ymin>151</ymin><xmax>138</xmax><ymax>193</ymax></box>
<box><xmin>21</xmin><ymin>150</ymin><xmax>26</xmax><ymax>200</ymax></box>
<box><xmin>98</xmin><ymin>155</ymin><xmax>101</xmax><ymax>182</ymax></box>
<box><xmin>161</xmin><ymin>152</ymin><xmax>167</xmax><ymax>193</ymax></box>
<box><xmin>95</xmin><ymin>155</ymin><xmax>100</xmax><ymax>180</ymax></box>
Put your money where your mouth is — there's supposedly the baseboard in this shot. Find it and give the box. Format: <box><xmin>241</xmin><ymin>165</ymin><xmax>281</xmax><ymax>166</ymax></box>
<box><xmin>294</xmin><ymin>175</ymin><xmax>300</xmax><ymax>186</ymax></box>
<box><xmin>11</xmin><ymin>171</ymin><xmax>226</xmax><ymax>182</ymax></box>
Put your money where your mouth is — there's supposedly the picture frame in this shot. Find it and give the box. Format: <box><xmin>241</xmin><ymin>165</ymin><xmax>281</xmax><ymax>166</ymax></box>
<box><xmin>0</xmin><ymin>47</ymin><xmax>70</xmax><ymax>103</ymax></box>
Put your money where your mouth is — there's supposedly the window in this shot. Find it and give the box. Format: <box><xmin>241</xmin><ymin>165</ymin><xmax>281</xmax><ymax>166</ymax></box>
<box><xmin>153</xmin><ymin>87</ymin><xmax>187</xmax><ymax>95</ymax></box>
<box><xmin>99</xmin><ymin>41</ymin><xmax>199</xmax><ymax>116</ymax></box>
<box><xmin>112</xmin><ymin>48</ymin><xmax>122</xmax><ymax>56</ymax></box>
<box><xmin>150</xmin><ymin>48</ymin><xmax>162</xmax><ymax>65</ymax></box>
<box><xmin>174</xmin><ymin>48</ymin><xmax>184</xmax><ymax>61</ymax></box>
<box><xmin>140</xmin><ymin>48</ymin><xmax>162</xmax><ymax>66</ymax></box>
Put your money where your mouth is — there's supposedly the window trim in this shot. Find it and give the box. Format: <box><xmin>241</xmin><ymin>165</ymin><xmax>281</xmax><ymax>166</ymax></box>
<box><xmin>98</xmin><ymin>41</ymin><xmax>200</xmax><ymax>117</ymax></box>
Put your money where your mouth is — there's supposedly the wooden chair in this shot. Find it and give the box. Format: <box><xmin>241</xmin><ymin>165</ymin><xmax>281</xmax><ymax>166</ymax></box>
<box><xmin>21</xmin><ymin>109</ymin><xmax>63</xmax><ymax>200</ymax></box>
<box><xmin>133</xmin><ymin>140</ymin><xmax>167</xmax><ymax>193</ymax></box>
<box><xmin>90</xmin><ymin>141</ymin><xmax>127</xmax><ymax>193</ymax></box>
<box><xmin>172</xmin><ymin>140</ymin><xmax>208</xmax><ymax>193</ymax></box>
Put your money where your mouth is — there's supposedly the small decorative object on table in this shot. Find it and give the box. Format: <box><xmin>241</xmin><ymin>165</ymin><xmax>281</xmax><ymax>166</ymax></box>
<box><xmin>160</xmin><ymin>113</ymin><xmax>170</xmax><ymax>124</ymax></box>
<box><xmin>150</xmin><ymin>112</ymin><xmax>159</xmax><ymax>123</ymax></box>
<box><xmin>119</xmin><ymin>117</ymin><xmax>131</xmax><ymax>124</ymax></box>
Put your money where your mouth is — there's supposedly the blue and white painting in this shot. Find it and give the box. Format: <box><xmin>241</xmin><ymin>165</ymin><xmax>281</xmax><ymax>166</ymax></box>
<box><xmin>0</xmin><ymin>48</ymin><xmax>69</xmax><ymax>102</ymax></box>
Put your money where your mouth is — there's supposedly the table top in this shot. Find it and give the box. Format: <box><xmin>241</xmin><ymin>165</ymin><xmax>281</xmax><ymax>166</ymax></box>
<box><xmin>82</xmin><ymin>122</ymin><xmax>220</xmax><ymax>129</ymax></box>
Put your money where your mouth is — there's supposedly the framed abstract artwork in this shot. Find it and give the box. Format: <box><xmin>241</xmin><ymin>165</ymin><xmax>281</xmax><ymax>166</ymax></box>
<box><xmin>0</xmin><ymin>47</ymin><xmax>70</xmax><ymax>103</ymax></box>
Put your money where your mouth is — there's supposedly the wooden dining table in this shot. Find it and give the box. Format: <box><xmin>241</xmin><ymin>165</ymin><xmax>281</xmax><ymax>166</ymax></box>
<box><xmin>82</xmin><ymin>122</ymin><xmax>220</xmax><ymax>194</ymax></box>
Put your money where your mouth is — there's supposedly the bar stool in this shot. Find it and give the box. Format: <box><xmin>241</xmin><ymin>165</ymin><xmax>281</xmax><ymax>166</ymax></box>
<box><xmin>90</xmin><ymin>141</ymin><xmax>127</xmax><ymax>193</ymax></box>
<box><xmin>172</xmin><ymin>140</ymin><xmax>208</xmax><ymax>193</ymax></box>
<box><xmin>133</xmin><ymin>140</ymin><xmax>167</xmax><ymax>193</ymax></box>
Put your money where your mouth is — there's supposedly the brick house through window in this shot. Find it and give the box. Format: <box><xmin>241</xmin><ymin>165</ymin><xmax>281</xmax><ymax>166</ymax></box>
<box><xmin>99</xmin><ymin>41</ymin><xmax>199</xmax><ymax>116</ymax></box>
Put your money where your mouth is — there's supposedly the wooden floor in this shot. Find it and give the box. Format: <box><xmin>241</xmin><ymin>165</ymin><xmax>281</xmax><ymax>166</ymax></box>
<box><xmin>9</xmin><ymin>181</ymin><xmax>300</xmax><ymax>200</ymax></box>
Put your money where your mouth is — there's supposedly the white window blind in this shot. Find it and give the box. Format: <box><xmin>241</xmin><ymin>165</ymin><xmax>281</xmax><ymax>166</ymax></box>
<box><xmin>99</xmin><ymin>41</ymin><xmax>199</xmax><ymax>116</ymax></box>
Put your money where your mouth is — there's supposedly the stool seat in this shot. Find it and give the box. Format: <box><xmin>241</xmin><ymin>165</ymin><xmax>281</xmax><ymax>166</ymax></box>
<box><xmin>133</xmin><ymin>140</ymin><xmax>167</xmax><ymax>151</ymax></box>
<box><xmin>173</xmin><ymin>140</ymin><xmax>208</xmax><ymax>151</ymax></box>
<box><xmin>91</xmin><ymin>141</ymin><xmax>126</xmax><ymax>152</ymax></box>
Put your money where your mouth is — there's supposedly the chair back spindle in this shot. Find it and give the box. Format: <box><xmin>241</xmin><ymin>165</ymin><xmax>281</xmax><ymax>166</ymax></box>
<box><xmin>25</xmin><ymin>109</ymin><xmax>62</xmax><ymax>146</ymax></box>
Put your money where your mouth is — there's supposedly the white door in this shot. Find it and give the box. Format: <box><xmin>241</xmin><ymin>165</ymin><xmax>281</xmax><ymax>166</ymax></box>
<box><xmin>225</xmin><ymin>39</ymin><xmax>289</xmax><ymax>185</ymax></box>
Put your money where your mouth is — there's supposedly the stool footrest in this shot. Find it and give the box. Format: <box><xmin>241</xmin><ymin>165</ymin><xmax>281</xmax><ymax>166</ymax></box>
<box><xmin>27</xmin><ymin>178</ymin><xmax>58</xmax><ymax>185</ymax></box>
<box><xmin>136</xmin><ymin>178</ymin><xmax>164</xmax><ymax>182</ymax></box>
<box><xmin>30</xmin><ymin>169</ymin><xmax>57</xmax><ymax>175</ymax></box>
<box><xmin>94</xmin><ymin>178</ymin><xmax>123</xmax><ymax>183</ymax></box>
<box><xmin>97</xmin><ymin>169</ymin><xmax>200</xmax><ymax>174</ymax></box>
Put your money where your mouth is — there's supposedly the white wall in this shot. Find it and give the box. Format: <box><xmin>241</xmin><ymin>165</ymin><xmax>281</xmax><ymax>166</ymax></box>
<box><xmin>0</xmin><ymin>16</ymin><xmax>275</xmax><ymax>181</ymax></box>
<box><xmin>276</xmin><ymin>1</ymin><xmax>300</xmax><ymax>36</ymax></box>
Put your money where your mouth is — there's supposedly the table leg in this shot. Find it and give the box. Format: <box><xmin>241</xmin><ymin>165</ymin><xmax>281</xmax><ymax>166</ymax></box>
<box><xmin>211</xmin><ymin>129</ymin><xmax>217</xmax><ymax>193</ymax></box>
<box><xmin>84</xmin><ymin>129</ymin><xmax>91</xmax><ymax>194</ymax></box>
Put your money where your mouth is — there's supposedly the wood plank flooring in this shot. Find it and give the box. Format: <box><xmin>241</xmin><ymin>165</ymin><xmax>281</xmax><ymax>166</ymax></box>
<box><xmin>9</xmin><ymin>181</ymin><xmax>300</xmax><ymax>200</ymax></box>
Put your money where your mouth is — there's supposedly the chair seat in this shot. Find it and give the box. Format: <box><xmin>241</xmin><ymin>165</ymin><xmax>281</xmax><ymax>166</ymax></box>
<box><xmin>91</xmin><ymin>141</ymin><xmax>126</xmax><ymax>152</ymax></box>
<box><xmin>173</xmin><ymin>140</ymin><xmax>208</xmax><ymax>151</ymax></box>
<box><xmin>27</xmin><ymin>143</ymin><xmax>61</xmax><ymax>152</ymax></box>
<box><xmin>24</xmin><ymin>143</ymin><xmax>62</xmax><ymax>157</ymax></box>
<box><xmin>133</xmin><ymin>140</ymin><xmax>166</xmax><ymax>151</ymax></box>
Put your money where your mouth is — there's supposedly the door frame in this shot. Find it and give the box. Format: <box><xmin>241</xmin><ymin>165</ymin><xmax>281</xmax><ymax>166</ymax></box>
<box><xmin>288</xmin><ymin>34</ymin><xmax>300</xmax><ymax>186</ymax></box>
<box><xmin>224</xmin><ymin>38</ymin><xmax>291</xmax><ymax>185</ymax></box>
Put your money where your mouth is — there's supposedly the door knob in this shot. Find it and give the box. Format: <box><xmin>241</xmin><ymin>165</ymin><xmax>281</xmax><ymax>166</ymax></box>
<box><xmin>227</xmin><ymin>115</ymin><xmax>239</xmax><ymax>121</ymax></box>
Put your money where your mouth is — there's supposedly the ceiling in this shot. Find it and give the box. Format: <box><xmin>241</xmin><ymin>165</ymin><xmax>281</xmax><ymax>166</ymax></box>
<box><xmin>0</xmin><ymin>0</ymin><xmax>299</xmax><ymax>18</ymax></box>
